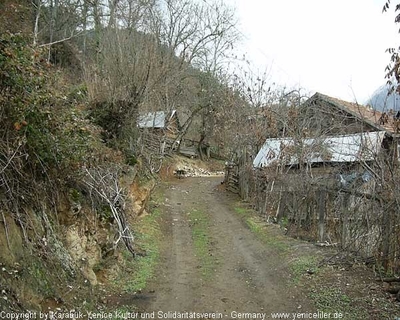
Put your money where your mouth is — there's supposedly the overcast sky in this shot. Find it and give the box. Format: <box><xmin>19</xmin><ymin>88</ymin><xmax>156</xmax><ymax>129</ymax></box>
<box><xmin>226</xmin><ymin>0</ymin><xmax>399</xmax><ymax>103</ymax></box>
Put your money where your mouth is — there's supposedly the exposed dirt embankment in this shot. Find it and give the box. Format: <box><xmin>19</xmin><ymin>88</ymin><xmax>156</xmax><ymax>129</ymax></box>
<box><xmin>0</xmin><ymin>167</ymin><xmax>155</xmax><ymax>313</ymax></box>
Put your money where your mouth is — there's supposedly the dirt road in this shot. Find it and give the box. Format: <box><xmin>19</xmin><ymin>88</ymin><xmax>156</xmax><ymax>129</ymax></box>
<box><xmin>140</xmin><ymin>176</ymin><xmax>314</xmax><ymax>318</ymax></box>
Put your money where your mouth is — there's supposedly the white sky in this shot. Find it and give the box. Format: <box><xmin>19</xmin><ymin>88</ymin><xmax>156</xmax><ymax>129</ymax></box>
<box><xmin>226</xmin><ymin>0</ymin><xmax>399</xmax><ymax>103</ymax></box>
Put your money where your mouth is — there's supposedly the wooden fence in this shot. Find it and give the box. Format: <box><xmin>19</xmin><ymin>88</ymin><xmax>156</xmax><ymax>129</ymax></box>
<box><xmin>139</xmin><ymin>131</ymin><xmax>176</xmax><ymax>154</ymax></box>
<box><xmin>225</xmin><ymin>163</ymin><xmax>400</xmax><ymax>271</ymax></box>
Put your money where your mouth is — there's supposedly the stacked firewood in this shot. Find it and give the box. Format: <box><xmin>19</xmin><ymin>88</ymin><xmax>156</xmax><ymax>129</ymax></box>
<box><xmin>380</xmin><ymin>277</ymin><xmax>400</xmax><ymax>301</ymax></box>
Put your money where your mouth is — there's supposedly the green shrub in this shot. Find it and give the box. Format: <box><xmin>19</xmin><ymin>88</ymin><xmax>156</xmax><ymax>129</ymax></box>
<box><xmin>0</xmin><ymin>33</ymin><xmax>99</xmax><ymax>208</ymax></box>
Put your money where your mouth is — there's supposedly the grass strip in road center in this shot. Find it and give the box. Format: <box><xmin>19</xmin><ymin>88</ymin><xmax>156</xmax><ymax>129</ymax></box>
<box><xmin>189</xmin><ymin>209</ymin><xmax>217</xmax><ymax>280</ymax></box>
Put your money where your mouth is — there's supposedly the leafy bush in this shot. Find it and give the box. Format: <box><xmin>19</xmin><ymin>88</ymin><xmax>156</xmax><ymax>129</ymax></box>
<box><xmin>0</xmin><ymin>33</ymin><xmax>99</xmax><ymax>207</ymax></box>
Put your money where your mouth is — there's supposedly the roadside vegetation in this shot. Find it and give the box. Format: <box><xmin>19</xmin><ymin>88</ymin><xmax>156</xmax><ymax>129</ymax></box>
<box><xmin>232</xmin><ymin>200</ymin><xmax>400</xmax><ymax>319</ymax></box>
<box><xmin>110</xmin><ymin>185</ymin><xmax>165</xmax><ymax>295</ymax></box>
<box><xmin>0</xmin><ymin>0</ymin><xmax>242</xmax><ymax>311</ymax></box>
<box><xmin>189</xmin><ymin>209</ymin><xmax>218</xmax><ymax>280</ymax></box>
<box><xmin>115</xmin><ymin>208</ymin><xmax>162</xmax><ymax>293</ymax></box>
<box><xmin>234</xmin><ymin>205</ymin><xmax>289</xmax><ymax>253</ymax></box>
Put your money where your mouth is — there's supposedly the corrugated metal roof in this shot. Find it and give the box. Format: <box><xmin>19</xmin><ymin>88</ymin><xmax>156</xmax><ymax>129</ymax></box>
<box><xmin>253</xmin><ymin>131</ymin><xmax>386</xmax><ymax>168</ymax></box>
<box><xmin>138</xmin><ymin>110</ymin><xmax>176</xmax><ymax>128</ymax></box>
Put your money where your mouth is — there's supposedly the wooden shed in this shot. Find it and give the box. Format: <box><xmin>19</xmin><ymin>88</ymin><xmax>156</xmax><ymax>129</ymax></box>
<box><xmin>138</xmin><ymin>110</ymin><xmax>180</xmax><ymax>139</ymax></box>
<box><xmin>137</xmin><ymin>110</ymin><xmax>181</xmax><ymax>154</ymax></box>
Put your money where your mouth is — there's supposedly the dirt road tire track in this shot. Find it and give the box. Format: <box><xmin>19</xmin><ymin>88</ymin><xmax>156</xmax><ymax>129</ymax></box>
<box><xmin>140</xmin><ymin>177</ymin><xmax>314</xmax><ymax>318</ymax></box>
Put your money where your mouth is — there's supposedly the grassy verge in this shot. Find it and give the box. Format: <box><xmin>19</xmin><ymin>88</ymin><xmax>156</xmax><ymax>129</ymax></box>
<box><xmin>232</xmin><ymin>201</ymin><xmax>373</xmax><ymax>318</ymax></box>
<box><xmin>234</xmin><ymin>205</ymin><xmax>322</xmax><ymax>282</ymax></box>
<box><xmin>114</xmin><ymin>200</ymin><xmax>162</xmax><ymax>293</ymax></box>
<box><xmin>189</xmin><ymin>209</ymin><xmax>217</xmax><ymax>280</ymax></box>
<box><xmin>290</xmin><ymin>255</ymin><xmax>319</xmax><ymax>284</ymax></box>
<box><xmin>310</xmin><ymin>286</ymin><xmax>350</xmax><ymax>313</ymax></box>
<box><xmin>234</xmin><ymin>205</ymin><xmax>289</xmax><ymax>253</ymax></box>
<box><xmin>309</xmin><ymin>285</ymin><xmax>367</xmax><ymax>319</ymax></box>
<box><xmin>127</xmin><ymin>210</ymin><xmax>161</xmax><ymax>292</ymax></box>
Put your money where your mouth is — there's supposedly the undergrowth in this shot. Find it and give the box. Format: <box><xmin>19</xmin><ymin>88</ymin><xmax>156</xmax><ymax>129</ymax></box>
<box><xmin>115</xmin><ymin>201</ymin><xmax>162</xmax><ymax>293</ymax></box>
<box><xmin>309</xmin><ymin>286</ymin><xmax>367</xmax><ymax>319</ymax></box>
<box><xmin>290</xmin><ymin>256</ymin><xmax>318</xmax><ymax>284</ymax></box>
<box><xmin>0</xmin><ymin>32</ymin><xmax>137</xmax><ymax>311</ymax></box>
<box><xmin>232</xmin><ymin>201</ymin><xmax>377</xmax><ymax>318</ymax></box>
<box><xmin>0</xmin><ymin>33</ymin><xmax>102</xmax><ymax>212</ymax></box>
<box><xmin>234</xmin><ymin>205</ymin><xmax>289</xmax><ymax>253</ymax></box>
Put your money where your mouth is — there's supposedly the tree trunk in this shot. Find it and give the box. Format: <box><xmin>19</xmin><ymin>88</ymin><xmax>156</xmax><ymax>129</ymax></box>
<box><xmin>33</xmin><ymin>0</ymin><xmax>41</xmax><ymax>46</ymax></box>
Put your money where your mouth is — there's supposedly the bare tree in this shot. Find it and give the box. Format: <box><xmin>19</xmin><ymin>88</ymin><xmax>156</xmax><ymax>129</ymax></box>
<box><xmin>148</xmin><ymin>0</ymin><xmax>240</xmax><ymax>152</ymax></box>
<box><xmin>83</xmin><ymin>0</ymin><xmax>240</xmax><ymax>159</ymax></box>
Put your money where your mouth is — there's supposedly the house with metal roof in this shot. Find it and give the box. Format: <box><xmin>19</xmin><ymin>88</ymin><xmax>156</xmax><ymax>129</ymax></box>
<box><xmin>226</xmin><ymin>93</ymin><xmax>399</xmax><ymax>258</ymax></box>
<box><xmin>253</xmin><ymin>131</ymin><xmax>386</xmax><ymax>169</ymax></box>
<box><xmin>138</xmin><ymin>110</ymin><xmax>180</xmax><ymax>138</ymax></box>
<box><xmin>137</xmin><ymin>110</ymin><xmax>181</xmax><ymax>155</ymax></box>
<box><xmin>253</xmin><ymin>92</ymin><xmax>399</xmax><ymax>170</ymax></box>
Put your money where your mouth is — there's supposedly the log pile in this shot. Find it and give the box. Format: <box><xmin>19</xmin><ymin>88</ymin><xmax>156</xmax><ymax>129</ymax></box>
<box><xmin>140</xmin><ymin>132</ymin><xmax>177</xmax><ymax>155</ymax></box>
<box><xmin>378</xmin><ymin>277</ymin><xmax>400</xmax><ymax>301</ymax></box>
<box><xmin>141</xmin><ymin>132</ymin><xmax>163</xmax><ymax>153</ymax></box>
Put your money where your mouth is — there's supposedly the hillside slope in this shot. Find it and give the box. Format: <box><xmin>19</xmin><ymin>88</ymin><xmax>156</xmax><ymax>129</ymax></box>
<box><xmin>0</xmin><ymin>22</ymin><xmax>157</xmax><ymax>315</ymax></box>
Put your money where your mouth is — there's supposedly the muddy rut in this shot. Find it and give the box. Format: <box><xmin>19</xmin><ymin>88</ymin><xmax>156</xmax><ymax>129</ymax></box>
<box><xmin>139</xmin><ymin>176</ymin><xmax>314</xmax><ymax>318</ymax></box>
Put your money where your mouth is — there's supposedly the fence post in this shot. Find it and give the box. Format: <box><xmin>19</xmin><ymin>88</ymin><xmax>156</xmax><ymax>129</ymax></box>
<box><xmin>317</xmin><ymin>190</ymin><xmax>326</xmax><ymax>243</ymax></box>
<box><xmin>277</xmin><ymin>189</ymin><xmax>285</xmax><ymax>221</ymax></box>
<box><xmin>341</xmin><ymin>193</ymin><xmax>350</xmax><ymax>249</ymax></box>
